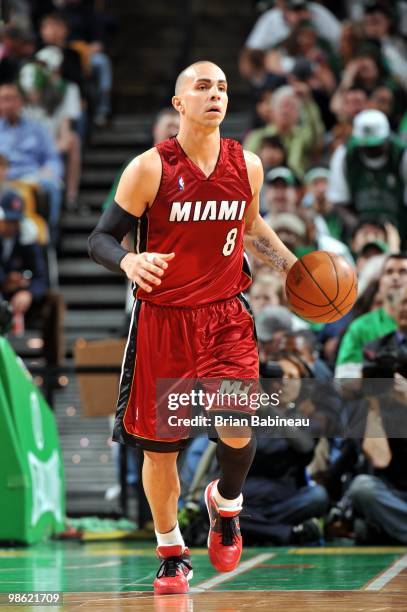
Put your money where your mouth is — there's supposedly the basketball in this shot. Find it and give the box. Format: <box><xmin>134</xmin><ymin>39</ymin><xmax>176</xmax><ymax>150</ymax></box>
<box><xmin>285</xmin><ymin>251</ymin><xmax>358</xmax><ymax>323</ymax></box>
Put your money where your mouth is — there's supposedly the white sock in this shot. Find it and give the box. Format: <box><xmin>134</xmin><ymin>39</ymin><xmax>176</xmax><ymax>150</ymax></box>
<box><xmin>213</xmin><ymin>482</ymin><xmax>243</xmax><ymax>510</ymax></box>
<box><xmin>155</xmin><ymin>521</ymin><xmax>185</xmax><ymax>548</ymax></box>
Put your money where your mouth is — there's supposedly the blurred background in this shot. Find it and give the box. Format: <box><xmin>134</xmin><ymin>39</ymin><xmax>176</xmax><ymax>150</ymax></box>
<box><xmin>1</xmin><ymin>0</ymin><xmax>407</xmax><ymax>548</ymax></box>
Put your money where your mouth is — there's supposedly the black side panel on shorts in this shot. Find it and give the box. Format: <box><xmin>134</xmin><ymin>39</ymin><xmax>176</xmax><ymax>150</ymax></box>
<box><xmin>112</xmin><ymin>299</ymin><xmax>141</xmax><ymax>446</ymax></box>
<box><xmin>237</xmin><ymin>292</ymin><xmax>258</xmax><ymax>342</ymax></box>
<box><xmin>112</xmin><ymin>299</ymin><xmax>189</xmax><ymax>452</ymax></box>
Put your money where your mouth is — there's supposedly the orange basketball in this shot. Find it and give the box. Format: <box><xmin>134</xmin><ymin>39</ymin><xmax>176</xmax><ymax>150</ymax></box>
<box><xmin>285</xmin><ymin>251</ymin><xmax>358</xmax><ymax>323</ymax></box>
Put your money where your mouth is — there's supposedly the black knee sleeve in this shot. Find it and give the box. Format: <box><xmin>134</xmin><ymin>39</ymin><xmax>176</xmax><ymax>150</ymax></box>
<box><xmin>216</xmin><ymin>434</ymin><xmax>257</xmax><ymax>500</ymax></box>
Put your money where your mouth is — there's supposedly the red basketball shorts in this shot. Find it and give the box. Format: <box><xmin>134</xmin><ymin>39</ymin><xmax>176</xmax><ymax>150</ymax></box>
<box><xmin>112</xmin><ymin>295</ymin><xmax>259</xmax><ymax>452</ymax></box>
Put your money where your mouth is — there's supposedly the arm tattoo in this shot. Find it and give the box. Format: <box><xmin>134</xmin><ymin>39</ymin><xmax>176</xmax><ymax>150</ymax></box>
<box><xmin>252</xmin><ymin>236</ymin><xmax>289</xmax><ymax>272</ymax></box>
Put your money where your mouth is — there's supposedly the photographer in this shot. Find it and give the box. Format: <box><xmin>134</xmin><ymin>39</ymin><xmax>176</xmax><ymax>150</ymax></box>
<box><xmin>335</xmin><ymin>253</ymin><xmax>407</xmax><ymax>378</ymax></box>
<box><xmin>347</xmin><ymin>286</ymin><xmax>407</xmax><ymax>544</ymax></box>
<box><xmin>240</xmin><ymin>338</ymin><xmax>330</xmax><ymax>546</ymax></box>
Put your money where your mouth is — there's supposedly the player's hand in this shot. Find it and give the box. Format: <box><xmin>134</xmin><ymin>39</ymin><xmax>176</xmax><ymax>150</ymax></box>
<box><xmin>120</xmin><ymin>251</ymin><xmax>175</xmax><ymax>292</ymax></box>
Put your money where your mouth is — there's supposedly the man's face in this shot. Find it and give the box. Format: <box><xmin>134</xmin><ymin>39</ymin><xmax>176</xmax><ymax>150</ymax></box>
<box><xmin>40</xmin><ymin>19</ymin><xmax>67</xmax><ymax>46</ymax></box>
<box><xmin>357</xmin><ymin>57</ymin><xmax>379</xmax><ymax>85</ymax></box>
<box><xmin>173</xmin><ymin>63</ymin><xmax>228</xmax><ymax>129</ymax></box>
<box><xmin>153</xmin><ymin>114</ymin><xmax>180</xmax><ymax>144</ymax></box>
<box><xmin>265</xmin><ymin>180</ymin><xmax>297</xmax><ymax>213</ymax></box>
<box><xmin>307</xmin><ymin>177</ymin><xmax>327</xmax><ymax>202</ymax></box>
<box><xmin>343</xmin><ymin>90</ymin><xmax>367</xmax><ymax>120</ymax></box>
<box><xmin>250</xmin><ymin>280</ymin><xmax>281</xmax><ymax>314</ymax></box>
<box><xmin>363</xmin><ymin>11</ymin><xmax>390</xmax><ymax>39</ymax></box>
<box><xmin>380</xmin><ymin>258</ymin><xmax>407</xmax><ymax>294</ymax></box>
<box><xmin>0</xmin><ymin>220</ymin><xmax>19</xmax><ymax>238</ymax></box>
<box><xmin>0</xmin><ymin>86</ymin><xmax>23</xmax><ymax>121</ymax></box>
<box><xmin>259</xmin><ymin>144</ymin><xmax>285</xmax><ymax>169</ymax></box>
<box><xmin>273</xmin><ymin>95</ymin><xmax>299</xmax><ymax>129</ymax></box>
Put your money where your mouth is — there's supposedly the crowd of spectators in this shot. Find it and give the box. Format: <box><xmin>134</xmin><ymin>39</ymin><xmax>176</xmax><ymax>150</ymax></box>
<box><xmin>1</xmin><ymin>0</ymin><xmax>406</xmax><ymax>546</ymax></box>
<box><xmin>211</xmin><ymin>0</ymin><xmax>407</xmax><ymax>546</ymax></box>
<box><xmin>0</xmin><ymin>0</ymin><xmax>114</xmax><ymax>362</ymax></box>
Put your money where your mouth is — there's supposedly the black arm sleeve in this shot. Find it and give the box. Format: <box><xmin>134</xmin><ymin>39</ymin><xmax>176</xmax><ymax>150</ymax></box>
<box><xmin>88</xmin><ymin>200</ymin><xmax>138</xmax><ymax>273</ymax></box>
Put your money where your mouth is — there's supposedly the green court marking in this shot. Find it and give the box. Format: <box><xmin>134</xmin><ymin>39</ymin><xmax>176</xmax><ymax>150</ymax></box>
<box><xmin>0</xmin><ymin>542</ymin><xmax>404</xmax><ymax>593</ymax></box>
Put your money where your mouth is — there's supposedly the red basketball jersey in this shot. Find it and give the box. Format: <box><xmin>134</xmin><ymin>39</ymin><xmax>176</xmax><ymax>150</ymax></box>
<box><xmin>135</xmin><ymin>136</ymin><xmax>253</xmax><ymax>306</ymax></box>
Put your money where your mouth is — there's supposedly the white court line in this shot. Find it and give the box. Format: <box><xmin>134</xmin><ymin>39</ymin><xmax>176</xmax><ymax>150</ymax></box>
<box><xmin>192</xmin><ymin>553</ymin><xmax>275</xmax><ymax>592</ymax></box>
<box><xmin>365</xmin><ymin>553</ymin><xmax>407</xmax><ymax>591</ymax></box>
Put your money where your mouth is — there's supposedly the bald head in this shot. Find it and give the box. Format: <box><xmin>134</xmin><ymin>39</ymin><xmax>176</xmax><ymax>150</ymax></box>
<box><xmin>174</xmin><ymin>61</ymin><xmax>225</xmax><ymax>95</ymax></box>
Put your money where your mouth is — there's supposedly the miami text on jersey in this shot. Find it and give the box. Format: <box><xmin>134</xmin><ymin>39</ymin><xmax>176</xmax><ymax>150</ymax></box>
<box><xmin>169</xmin><ymin>200</ymin><xmax>247</xmax><ymax>222</ymax></box>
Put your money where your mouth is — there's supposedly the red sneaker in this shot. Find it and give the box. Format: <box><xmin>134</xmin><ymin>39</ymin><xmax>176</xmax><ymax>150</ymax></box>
<box><xmin>153</xmin><ymin>545</ymin><xmax>193</xmax><ymax>595</ymax></box>
<box><xmin>204</xmin><ymin>479</ymin><xmax>243</xmax><ymax>572</ymax></box>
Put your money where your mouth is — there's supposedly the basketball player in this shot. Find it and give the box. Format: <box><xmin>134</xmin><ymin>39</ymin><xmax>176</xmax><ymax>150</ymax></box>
<box><xmin>88</xmin><ymin>61</ymin><xmax>297</xmax><ymax>595</ymax></box>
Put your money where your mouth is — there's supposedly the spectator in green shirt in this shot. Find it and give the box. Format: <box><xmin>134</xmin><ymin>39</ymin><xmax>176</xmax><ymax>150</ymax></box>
<box><xmin>335</xmin><ymin>253</ymin><xmax>407</xmax><ymax>377</ymax></box>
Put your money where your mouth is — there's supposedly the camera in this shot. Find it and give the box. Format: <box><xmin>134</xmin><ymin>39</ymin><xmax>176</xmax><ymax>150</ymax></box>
<box><xmin>362</xmin><ymin>344</ymin><xmax>407</xmax><ymax>379</ymax></box>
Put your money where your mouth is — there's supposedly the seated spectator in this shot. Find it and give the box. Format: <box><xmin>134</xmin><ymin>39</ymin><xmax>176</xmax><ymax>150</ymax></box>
<box><xmin>258</xmin><ymin>135</ymin><xmax>287</xmax><ymax>174</ymax></box>
<box><xmin>39</xmin><ymin>12</ymin><xmax>84</xmax><ymax>93</ymax></box>
<box><xmin>351</xmin><ymin>217</ymin><xmax>400</xmax><ymax>273</ymax></box>
<box><xmin>263</xmin><ymin>166</ymin><xmax>298</xmax><ymax>220</ymax></box>
<box><xmin>0</xmin><ymin>193</ymin><xmax>46</xmax><ymax>321</ymax></box>
<box><xmin>328</xmin><ymin>109</ymin><xmax>407</xmax><ymax>242</ymax></box>
<box><xmin>241</xmin><ymin>0</ymin><xmax>340</xmax><ymax>79</ymax></box>
<box><xmin>0</xmin><ymin>82</ymin><xmax>63</xmax><ymax>242</ymax></box>
<box><xmin>255</xmin><ymin>305</ymin><xmax>309</xmax><ymax>367</ymax></box>
<box><xmin>243</xmin><ymin>85</ymin><xmax>325</xmax><ymax>178</ymax></box>
<box><xmin>335</xmin><ymin>253</ymin><xmax>407</xmax><ymax>377</ymax></box>
<box><xmin>268</xmin><ymin>211</ymin><xmax>353</xmax><ymax>263</ymax></box>
<box><xmin>361</xmin><ymin>0</ymin><xmax>407</xmax><ymax>91</ymax></box>
<box><xmin>348</xmin><ymin>285</ymin><xmax>407</xmax><ymax>544</ymax></box>
<box><xmin>248</xmin><ymin>273</ymin><xmax>284</xmax><ymax>315</ymax></box>
<box><xmin>333</xmin><ymin>45</ymin><xmax>405</xmax><ymax>121</ymax></box>
<box><xmin>0</xmin><ymin>25</ymin><xmax>35</xmax><ymax>85</ymax></box>
<box><xmin>57</xmin><ymin>0</ymin><xmax>113</xmax><ymax>126</ymax></box>
<box><xmin>318</xmin><ymin>279</ymin><xmax>382</xmax><ymax>370</ymax></box>
<box><xmin>368</xmin><ymin>85</ymin><xmax>395</xmax><ymax>127</ymax></box>
<box><xmin>0</xmin><ymin>193</ymin><xmax>64</xmax><ymax>366</ymax></box>
<box><xmin>302</xmin><ymin>166</ymin><xmax>345</xmax><ymax>241</ymax></box>
<box><xmin>0</xmin><ymin>153</ymin><xmax>48</xmax><ymax>244</ymax></box>
<box><xmin>348</xmin><ymin>46</ymin><xmax>397</xmax><ymax>95</ymax></box>
<box><xmin>20</xmin><ymin>46</ymin><xmax>82</xmax><ymax>209</ymax></box>
<box><xmin>329</xmin><ymin>86</ymin><xmax>368</xmax><ymax>150</ymax></box>
<box><xmin>287</xmin><ymin>56</ymin><xmax>337</xmax><ymax>131</ymax></box>
<box><xmin>275</xmin><ymin>329</ymin><xmax>333</xmax><ymax>380</ymax></box>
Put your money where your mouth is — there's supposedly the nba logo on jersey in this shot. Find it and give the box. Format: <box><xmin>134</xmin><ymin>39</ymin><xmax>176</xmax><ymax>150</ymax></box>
<box><xmin>178</xmin><ymin>176</ymin><xmax>185</xmax><ymax>191</ymax></box>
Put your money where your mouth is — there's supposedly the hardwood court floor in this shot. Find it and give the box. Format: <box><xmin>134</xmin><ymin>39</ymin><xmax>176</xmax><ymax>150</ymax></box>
<box><xmin>0</xmin><ymin>541</ymin><xmax>406</xmax><ymax>611</ymax></box>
